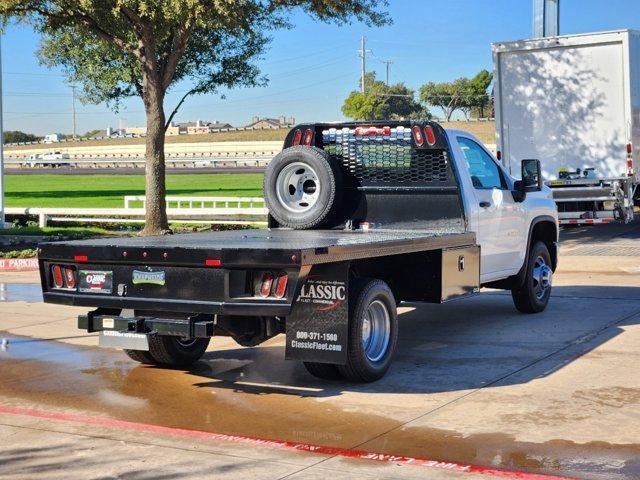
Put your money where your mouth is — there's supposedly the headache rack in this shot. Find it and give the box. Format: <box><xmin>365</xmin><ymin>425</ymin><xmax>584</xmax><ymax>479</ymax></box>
<box><xmin>278</xmin><ymin>121</ymin><xmax>466</xmax><ymax>232</ymax></box>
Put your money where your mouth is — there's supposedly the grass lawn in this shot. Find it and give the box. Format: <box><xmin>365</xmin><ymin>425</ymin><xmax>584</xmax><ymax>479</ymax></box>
<box><xmin>5</xmin><ymin>173</ymin><xmax>264</xmax><ymax>208</ymax></box>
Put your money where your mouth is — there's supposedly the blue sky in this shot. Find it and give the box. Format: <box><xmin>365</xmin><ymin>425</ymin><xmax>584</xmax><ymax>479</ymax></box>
<box><xmin>2</xmin><ymin>0</ymin><xmax>640</xmax><ymax>135</ymax></box>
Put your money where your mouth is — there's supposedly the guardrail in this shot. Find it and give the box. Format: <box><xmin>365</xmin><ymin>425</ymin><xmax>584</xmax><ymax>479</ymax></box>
<box><xmin>6</xmin><ymin>206</ymin><xmax>268</xmax><ymax>227</ymax></box>
<box><xmin>4</xmin><ymin>155</ymin><xmax>273</xmax><ymax>169</ymax></box>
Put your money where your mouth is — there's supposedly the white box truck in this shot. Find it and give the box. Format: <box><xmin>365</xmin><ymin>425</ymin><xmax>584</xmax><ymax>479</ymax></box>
<box><xmin>493</xmin><ymin>30</ymin><xmax>640</xmax><ymax>225</ymax></box>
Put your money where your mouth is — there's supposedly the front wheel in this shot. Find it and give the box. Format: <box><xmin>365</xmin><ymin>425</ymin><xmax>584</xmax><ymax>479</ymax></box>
<box><xmin>338</xmin><ymin>279</ymin><xmax>398</xmax><ymax>383</ymax></box>
<box><xmin>511</xmin><ymin>241</ymin><xmax>553</xmax><ymax>313</ymax></box>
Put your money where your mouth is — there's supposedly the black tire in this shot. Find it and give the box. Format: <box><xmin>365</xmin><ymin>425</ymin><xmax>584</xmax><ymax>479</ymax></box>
<box><xmin>511</xmin><ymin>241</ymin><xmax>553</xmax><ymax>313</ymax></box>
<box><xmin>124</xmin><ymin>349</ymin><xmax>156</xmax><ymax>365</ymax></box>
<box><xmin>303</xmin><ymin>362</ymin><xmax>343</xmax><ymax>380</ymax></box>
<box><xmin>144</xmin><ymin>336</ymin><xmax>210</xmax><ymax>367</ymax></box>
<box><xmin>264</xmin><ymin>146</ymin><xmax>342</xmax><ymax>229</ymax></box>
<box><xmin>338</xmin><ymin>279</ymin><xmax>398</xmax><ymax>383</ymax></box>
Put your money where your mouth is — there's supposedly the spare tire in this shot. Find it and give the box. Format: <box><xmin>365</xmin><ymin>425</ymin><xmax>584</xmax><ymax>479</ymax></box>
<box><xmin>264</xmin><ymin>146</ymin><xmax>342</xmax><ymax>229</ymax></box>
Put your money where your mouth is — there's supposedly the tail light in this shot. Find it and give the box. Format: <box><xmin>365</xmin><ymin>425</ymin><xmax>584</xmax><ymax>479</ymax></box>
<box><xmin>260</xmin><ymin>273</ymin><xmax>274</xmax><ymax>297</ymax></box>
<box><xmin>412</xmin><ymin>126</ymin><xmax>424</xmax><ymax>146</ymax></box>
<box><xmin>627</xmin><ymin>143</ymin><xmax>633</xmax><ymax>154</ymax></box>
<box><xmin>64</xmin><ymin>266</ymin><xmax>76</xmax><ymax>289</ymax></box>
<box><xmin>292</xmin><ymin>129</ymin><xmax>302</xmax><ymax>146</ymax></box>
<box><xmin>51</xmin><ymin>265</ymin><xmax>64</xmax><ymax>289</ymax></box>
<box><xmin>274</xmin><ymin>274</ymin><xmax>288</xmax><ymax>299</ymax></box>
<box><xmin>424</xmin><ymin>125</ymin><xmax>436</xmax><ymax>146</ymax></box>
<box><xmin>627</xmin><ymin>143</ymin><xmax>634</xmax><ymax>175</ymax></box>
<box><xmin>303</xmin><ymin>129</ymin><xmax>314</xmax><ymax>146</ymax></box>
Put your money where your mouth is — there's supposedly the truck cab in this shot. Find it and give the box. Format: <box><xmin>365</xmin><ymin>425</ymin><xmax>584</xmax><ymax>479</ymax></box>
<box><xmin>447</xmin><ymin>130</ymin><xmax>558</xmax><ymax>284</ymax></box>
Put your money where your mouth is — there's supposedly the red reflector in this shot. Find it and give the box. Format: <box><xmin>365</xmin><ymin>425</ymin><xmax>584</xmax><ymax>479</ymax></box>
<box><xmin>412</xmin><ymin>126</ymin><xmax>424</xmax><ymax>146</ymax></box>
<box><xmin>292</xmin><ymin>129</ymin><xmax>302</xmax><ymax>146</ymax></box>
<box><xmin>627</xmin><ymin>143</ymin><xmax>633</xmax><ymax>154</ymax></box>
<box><xmin>424</xmin><ymin>125</ymin><xmax>436</xmax><ymax>146</ymax></box>
<box><xmin>303</xmin><ymin>129</ymin><xmax>314</xmax><ymax>146</ymax></box>
<box><xmin>260</xmin><ymin>273</ymin><xmax>274</xmax><ymax>297</ymax></box>
<box><xmin>496</xmin><ymin>150</ymin><xmax>502</xmax><ymax>161</ymax></box>
<box><xmin>74</xmin><ymin>255</ymin><xmax>88</xmax><ymax>263</ymax></box>
<box><xmin>64</xmin><ymin>267</ymin><xmax>76</xmax><ymax>289</ymax></box>
<box><xmin>274</xmin><ymin>274</ymin><xmax>288</xmax><ymax>299</ymax></box>
<box><xmin>205</xmin><ymin>259</ymin><xmax>221</xmax><ymax>267</ymax></box>
<box><xmin>51</xmin><ymin>265</ymin><xmax>64</xmax><ymax>288</ymax></box>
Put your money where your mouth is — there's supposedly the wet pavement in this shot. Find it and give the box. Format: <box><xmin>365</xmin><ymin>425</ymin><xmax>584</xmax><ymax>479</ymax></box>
<box><xmin>0</xmin><ymin>283</ymin><xmax>42</xmax><ymax>303</ymax></box>
<box><xmin>1</xmin><ymin>225</ymin><xmax>640</xmax><ymax>479</ymax></box>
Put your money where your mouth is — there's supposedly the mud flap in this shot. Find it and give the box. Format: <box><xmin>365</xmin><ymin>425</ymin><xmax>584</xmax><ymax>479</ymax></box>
<box><xmin>285</xmin><ymin>262</ymin><xmax>349</xmax><ymax>365</ymax></box>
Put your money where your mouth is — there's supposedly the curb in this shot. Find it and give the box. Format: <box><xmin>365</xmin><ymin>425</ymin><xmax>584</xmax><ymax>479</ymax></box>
<box><xmin>0</xmin><ymin>405</ymin><xmax>575</xmax><ymax>480</ymax></box>
<box><xmin>0</xmin><ymin>258</ymin><xmax>39</xmax><ymax>272</ymax></box>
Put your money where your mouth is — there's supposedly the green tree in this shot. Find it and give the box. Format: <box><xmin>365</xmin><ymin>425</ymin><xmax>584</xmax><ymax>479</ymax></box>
<box><xmin>419</xmin><ymin>77</ymin><xmax>470</xmax><ymax>121</ymax></box>
<box><xmin>467</xmin><ymin>69</ymin><xmax>493</xmax><ymax>119</ymax></box>
<box><xmin>342</xmin><ymin>72</ymin><xmax>424</xmax><ymax>121</ymax></box>
<box><xmin>3</xmin><ymin>130</ymin><xmax>40</xmax><ymax>144</ymax></box>
<box><xmin>1</xmin><ymin>1</ymin><xmax>388</xmax><ymax>235</ymax></box>
<box><xmin>419</xmin><ymin>70</ymin><xmax>493</xmax><ymax>121</ymax></box>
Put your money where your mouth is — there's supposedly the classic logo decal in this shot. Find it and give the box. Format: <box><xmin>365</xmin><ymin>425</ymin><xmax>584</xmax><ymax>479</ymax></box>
<box><xmin>79</xmin><ymin>270</ymin><xmax>113</xmax><ymax>294</ymax></box>
<box><xmin>132</xmin><ymin>270</ymin><xmax>166</xmax><ymax>286</ymax></box>
<box><xmin>298</xmin><ymin>279</ymin><xmax>346</xmax><ymax>311</ymax></box>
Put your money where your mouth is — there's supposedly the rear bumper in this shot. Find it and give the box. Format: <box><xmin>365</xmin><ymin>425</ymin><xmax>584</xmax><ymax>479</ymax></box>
<box><xmin>79</xmin><ymin>310</ymin><xmax>215</xmax><ymax>338</ymax></box>
<box><xmin>45</xmin><ymin>291</ymin><xmax>292</xmax><ymax>317</ymax></box>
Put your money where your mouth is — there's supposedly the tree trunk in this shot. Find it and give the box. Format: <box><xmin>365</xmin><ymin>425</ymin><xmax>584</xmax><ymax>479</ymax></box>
<box><xmin>140</xmin><ymin>73</ymin><xmax>170</xmax><ymax>236</ymax></box>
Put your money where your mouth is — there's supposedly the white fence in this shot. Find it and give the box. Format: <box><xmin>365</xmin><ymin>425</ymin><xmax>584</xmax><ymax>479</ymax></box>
<box><xmin>6</xmin><ymin>197</ymin><xmax>268</xmax><ymax>227</ymax></box>
<box><xmin>123</xmin><ymin>196</ymin><xmax>265</xmax><ymax>209</ymax></box>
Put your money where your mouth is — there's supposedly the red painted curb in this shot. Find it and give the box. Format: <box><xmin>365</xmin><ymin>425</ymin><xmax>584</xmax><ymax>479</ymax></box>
<box><xmin>0</xmin><ymin>258</ymin><xmax>38</xmax><ymax>272</ymax></box>
<box><xmin>0</xmin><ymin>405</ymin><xmax>574</xmax><ymax>479</ymax></box>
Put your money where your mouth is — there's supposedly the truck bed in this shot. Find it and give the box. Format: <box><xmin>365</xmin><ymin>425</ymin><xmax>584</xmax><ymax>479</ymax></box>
<box><xmin>40</xmin><ymin>228</ymin><xmax>476</xmax><ymax>267</ymax></box>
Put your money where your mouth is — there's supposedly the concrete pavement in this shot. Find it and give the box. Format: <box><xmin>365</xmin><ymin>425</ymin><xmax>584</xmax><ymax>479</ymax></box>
<box><xmin>0</xmin><ymin>225</ymin><xmax>639</xmax><ymax>479</ymax></box>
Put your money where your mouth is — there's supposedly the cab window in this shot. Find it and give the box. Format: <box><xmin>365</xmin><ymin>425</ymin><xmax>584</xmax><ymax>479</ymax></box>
<box><xmin>457</xmin><ymin>137</ymin><xmax>506</xmax><ymax>189</ymax></box>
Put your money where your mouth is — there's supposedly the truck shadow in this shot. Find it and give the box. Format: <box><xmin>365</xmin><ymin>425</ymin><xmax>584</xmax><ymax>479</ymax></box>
<box><xmin>189</xmin><ymin>285</ymin><xmax>640</xmax><ymax>397</ymax></box>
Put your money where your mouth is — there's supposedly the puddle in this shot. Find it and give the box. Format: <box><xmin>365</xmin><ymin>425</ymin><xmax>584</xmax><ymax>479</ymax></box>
<box><xmin>0</xmin><ymin>335</ymin><xmax>637</xmax><ymax>479</ymax></box>
<box><xmin>0</xmin><ymin>283</ymin><xmax>42</xmax><ymax>303</ymax></box>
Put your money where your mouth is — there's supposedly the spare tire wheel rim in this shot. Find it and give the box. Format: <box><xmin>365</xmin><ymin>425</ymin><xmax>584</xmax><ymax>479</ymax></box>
<box><xmin>275</xmin><ymin>161</ymin><xmax>321</xmax><ymax>213</ymax></box>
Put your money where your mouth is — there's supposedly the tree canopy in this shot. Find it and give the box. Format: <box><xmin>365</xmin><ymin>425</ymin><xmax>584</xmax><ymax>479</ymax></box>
<box><xmin>419</xmin><ymin>70</ymin><xmax>493</xmax><ymax>121</ymax></box>
<box><xmin>0</xmin><ymin>1</ymin><xmax>389</xmax><ymax>234</ymax></box>
<box><xmin>342</xmin><ymin>72</ymin><xmax>425</xmax><ymax>121</ymax></box>
<box><xmin>3</xmin><ymin>130</ymin><xmax>40</xmax><ymax>144</ymax></box>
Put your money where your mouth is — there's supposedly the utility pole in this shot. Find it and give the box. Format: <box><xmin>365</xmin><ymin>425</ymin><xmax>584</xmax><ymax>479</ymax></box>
<box><xmin>381</xmin><ymin>59</ymin><xmax>393</xmax><ymax>85</ymax></box>
<box><xmin>358</xmin><ymin>36</ymin><xmax>370</xmax><ymax>93</ymax></box>
<box><xmin>71</xmin><ymin>85</ymin><xmax>77</xmax><ymax>140</ymax></box>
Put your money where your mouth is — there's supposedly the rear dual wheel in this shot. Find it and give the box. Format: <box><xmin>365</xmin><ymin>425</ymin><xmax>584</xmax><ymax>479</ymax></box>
<box><xmin>125</xmin><ymin>336</ymin><xmax>210</xmax><ymax>367</ymax></box>
<box><xmin>304</xmin><ymin>279</ymin><xmax>398</xmax><ymax>383</ymax></box>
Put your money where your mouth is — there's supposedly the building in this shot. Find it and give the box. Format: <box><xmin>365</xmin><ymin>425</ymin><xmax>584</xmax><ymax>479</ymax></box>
<box><xmin>179</xmin><ymin>120</ymin><xmax>233</xmax><ymax>135</ymax></box>
<box><xmin>44</xmin><ymin>133</ymin><xmax>64</xmax><ymax>143</ymax></box>
<box><xmin>246</xmin><ymin>116</ymin><xmax>295</xmax><ymax>130</ymax></box>
<box><xmin>125</xmin><ymin>124</ymin><xmax>181</xmax><ymax>136</ymax></box>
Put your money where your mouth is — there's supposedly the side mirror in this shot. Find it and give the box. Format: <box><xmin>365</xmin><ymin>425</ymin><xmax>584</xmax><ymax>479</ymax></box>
<box><xmin>521</xmin><ymin>158</ymin><xmax>543</xmax><ymax>191</ymax></box>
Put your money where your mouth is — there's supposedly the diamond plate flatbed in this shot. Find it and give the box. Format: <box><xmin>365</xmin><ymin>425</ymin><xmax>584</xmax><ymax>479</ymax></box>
<box><xmin>39</xmin><ymin>228</ymin><xmax>476</xmax><ymax>268</ymax></box>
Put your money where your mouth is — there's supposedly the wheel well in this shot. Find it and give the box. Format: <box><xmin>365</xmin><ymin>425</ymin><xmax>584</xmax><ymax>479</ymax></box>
<box><xmin>530</xmin><ymin>220</ymin><xmax>558</xmax><ymax>270</ymax></box>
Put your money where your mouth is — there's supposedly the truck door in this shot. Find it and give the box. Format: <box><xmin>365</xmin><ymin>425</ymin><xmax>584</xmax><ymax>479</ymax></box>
<box><xmin>456</xmin><ymin>136</ymin><xmax>525</xmax><ymax>278</ymax></box>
